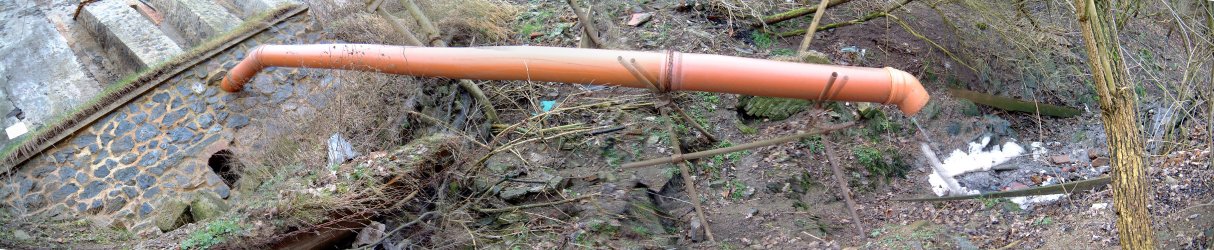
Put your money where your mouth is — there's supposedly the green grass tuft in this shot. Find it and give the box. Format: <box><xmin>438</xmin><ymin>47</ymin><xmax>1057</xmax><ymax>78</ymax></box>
<box><xmin>181</xmin><ymin>218</ymin><xmax>244</xmax><ymax>250</ymax></box>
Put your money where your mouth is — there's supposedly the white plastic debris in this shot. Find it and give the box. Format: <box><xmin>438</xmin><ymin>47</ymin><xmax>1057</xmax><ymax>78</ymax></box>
<box><xmin>1090</xmin><ymin>202</ymin><xmax>1109</xmax><ymax>210</ymax></box>
<box><xmin>5</xmin><ymin>121</ymin><xmax>28</xmax><ymax>140</ymax></box>
<box><xmin>327</xmin><ymin>133</ymin><xmax>360</xmax><ymax>166</ymax></box>
<box><xmin>927</xmin><ymin>136</ymin><xmax>1025</xmax><ymax>196</ymax></box>
<box><xmin>1009</xmin><ymin>194</ymin><xmax>1065</xmax><ymax>210</ymax></box>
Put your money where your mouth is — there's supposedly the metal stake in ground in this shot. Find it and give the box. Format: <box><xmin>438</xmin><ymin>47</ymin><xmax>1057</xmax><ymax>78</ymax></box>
<box><xmin>619</xmin><ymin>57</ymin><xmax>717</xmax><ymax>244</ymax></box>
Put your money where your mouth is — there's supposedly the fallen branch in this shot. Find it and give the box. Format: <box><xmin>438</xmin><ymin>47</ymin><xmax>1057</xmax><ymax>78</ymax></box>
<box><xmin>895</xmin><ymin>176</ymin><xmax>1111</xmax><ymax>202</ymax></box>
<box><xmin>566</xmin><ymin>0</ymin><xmax>604</xmax><ymax>48</ymax></box>
<box><xmin>887</xmin><ymin>14</ymin><xmax>978</xmax><ymax>73</ymax></box>
<box><xmin>622</xmin><ymin>121</ymin><xmax>856</xmax><ymax>169</ymax></box>
<box><xmin>369</xmin><ymin>0</ymin><xmax>425</xmax><ymax>47</ymax></box>
<box><xmin>756</xmin><ymin>0</ymin><xmax>852</xmax><ymax>27</ymax></box>
<box><xmin>475</xmin><ymin>194</ymin><xmax>597</xmax><ymax>213</ymax></box>
<box><xmin>948</xmin><ymin>89</ymin><xmax>1083</xmax><ymax>118</ymax></box>
<box><xmin>797</xmin><ymin>0</ymin><xmax>832</xmax><ymax>56</ymax></box>
<box><xmin>396</xmin><ymin>0</ymin><xmax>500</xmax><ymax>123</ymax></box>
<box><xmin>773</xmin><ymin>0</ymin><xmax>914</xmax><ymax>38</ymax></box>
<box><xmin>360</xmin><ymin>211</ymin><xmax>440</xmax><ymax>249</ymax></box>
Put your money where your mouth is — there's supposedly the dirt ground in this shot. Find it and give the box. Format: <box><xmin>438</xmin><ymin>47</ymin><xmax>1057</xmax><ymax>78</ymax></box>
<box><xmin>105</xmin><ymin>0</ymin><xmax>1214</xmax><ymax>249</ymax></box>
<box><xmin>455</xmin><ymin>0</ymin><xmax>1214</xmax><ymax>249</ymax></box>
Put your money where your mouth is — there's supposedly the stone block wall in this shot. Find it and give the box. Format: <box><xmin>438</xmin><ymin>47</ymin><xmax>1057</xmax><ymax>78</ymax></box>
<box><xmin>0</xmin><ymin>15</ymin><xmax>321</xmax><ymax>234</ymax></box>
<box><xmin>216</xmin><ymin>0</ymin><xmax>299</xmax><ymax>19</ymax></box>
<box><xmin>78</xmin><ymin>0</ymin><xmax>182</xmax><ymax>73</ymax></box>
<box><xmin>152</xmin><ymin>0</ymin><xmax>242</xmax><ymax>48</ymax></box>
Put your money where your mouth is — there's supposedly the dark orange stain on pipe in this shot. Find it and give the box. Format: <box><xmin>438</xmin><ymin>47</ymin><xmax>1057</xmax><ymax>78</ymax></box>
<box><xmin>221</xmin><ymin>44</ymin><xmax>930</xmax><ymax>115</ymax></box>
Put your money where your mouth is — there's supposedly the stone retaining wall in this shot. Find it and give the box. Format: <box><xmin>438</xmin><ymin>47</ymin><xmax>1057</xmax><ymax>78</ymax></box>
<box><xmin>0</xmin><ymin>14</ymin><xmax>324</xmax><ymax>234</ymax></box>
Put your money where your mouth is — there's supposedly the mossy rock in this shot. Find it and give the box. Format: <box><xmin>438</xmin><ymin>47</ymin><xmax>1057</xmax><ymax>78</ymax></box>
<box><xmin>739</xmin><ymin>96</ymin><xmax>811</xmax><ymax>120</ymax></box>
<box><xmin>190</xmin><ymin>193</ymin><xmax>229</xmax><ymax>222</ymax></box>
<box><xmin>154</xmin><ymin>198</ymin><xmax>191</xmax><ymax>232</ymax></box>
<box><xmin>958</xmin><ymin>99</ymin><xmax>982</xmax><ymax>116</ymax></box>
<box><xmin>800</xmin><ymin>50</ymin><xmax>832</xmax><ymax>64</ymax></box>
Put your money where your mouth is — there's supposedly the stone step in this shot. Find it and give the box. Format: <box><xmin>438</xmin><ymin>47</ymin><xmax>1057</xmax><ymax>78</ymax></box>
<box><xmin>79</xmin><ymin>0</ymin><xmax>183</xmax><ymax>73</ymax></box>
<box><xmin>216</xmin><ymin>0</ymin><xmax>299</xmax><ymax>19</ymax></box>
<box><xmin>148</xmin><ymin>0</ymin><xmax>242</xmax><ymax>48</ymax></box>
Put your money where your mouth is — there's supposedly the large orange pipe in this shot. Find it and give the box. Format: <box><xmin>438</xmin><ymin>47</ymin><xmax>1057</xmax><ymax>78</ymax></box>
<box><xmin>221</xmin><ymin>44</ymin><xmax>930</xmax><ymax>115</ymax></box>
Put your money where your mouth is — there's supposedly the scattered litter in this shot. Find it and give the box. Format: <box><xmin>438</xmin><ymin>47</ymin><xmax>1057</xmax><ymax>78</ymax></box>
<box><xmin>627</xmin><ymin>12</ymin><xmax>653</xmax><ymax>26</ymax></box>
<box><xmin>353</xmin><ymin>221</ymin><xmax>386</xmax><ymax>247</ymax></box>
<box><xmin>1030</xmin><ymin>142</ymin><xmax>1047</xmax><ymax>161</ymax></box>
<box><xmin>840</xmin><ymin>46</ymin><xmax>867</xmax><ymax>64</ymax></box>
<box><xmin>1008</xmin><ymin>194</ymin><xmax>1065</xmax><ymax>210</ymax></box>
<box><xmin>327</xmin><ymin>133</ymin><xmax>359</xmax><ymax>166</ymax></box>
<box><xmin>5</xmin><ymin>121</ymin><xmax>28</xmax><ymax>140</ymax></box>
<box><xmin>540</xmin><ymin>100</ymin><xmax>556</xmax><ymax>112</ymax></box>
<box><xmin>1090</xmin><ymin>202</ymin><xmax>1108</xmax><ymax>210</ymax></box>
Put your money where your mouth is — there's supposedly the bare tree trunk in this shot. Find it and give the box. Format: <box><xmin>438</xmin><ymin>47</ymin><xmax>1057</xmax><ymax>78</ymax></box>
<box><xmin>1075</xmin><ymin>0</ymin><xmax>1156</xmax><ymax>248</ymax></box>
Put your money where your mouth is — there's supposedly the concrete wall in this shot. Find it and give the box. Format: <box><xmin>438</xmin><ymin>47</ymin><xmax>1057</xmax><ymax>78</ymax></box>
<box><xmin>0</xmin><ymin>0</ymin><xmax>101</xmax><ymax>135</ymax></box>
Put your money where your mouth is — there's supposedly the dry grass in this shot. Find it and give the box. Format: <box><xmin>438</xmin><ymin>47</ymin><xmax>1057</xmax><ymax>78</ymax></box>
<box><xmin>420</xmin><ymin>0</ymin><xmax>520</xmax><ymax>42</ymax></box>
<box><xmin>308</xmin><ymin>0</ymin><xmax>519</xmax><ymax>45</ymax></box>
<box><xmin>218</xmin><ymin>1</ymin><xmax>528</xmax><ymax>246</ymax></box>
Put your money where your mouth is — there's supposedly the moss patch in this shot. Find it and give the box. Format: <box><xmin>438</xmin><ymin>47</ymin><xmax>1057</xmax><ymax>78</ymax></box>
<box><xmin>739</xmin><ymin>96</ymin><xmax>811</xmax><ymax>120</ymax></box>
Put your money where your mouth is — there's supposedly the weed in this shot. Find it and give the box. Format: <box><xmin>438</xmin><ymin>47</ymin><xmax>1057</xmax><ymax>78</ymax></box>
<box><xmin>977</xmin><ymin>197</ymin><xmax>1019</xmax><ymax>211</ymax></box>
<box><xmin>736</xmin><ymin>121</ymin><xmax>758</xmax><ymax>135</ymax></box>
<box><xmin>799</xmin><ymin>135</ymin><xmax>824</xmax><ymax>153</ymax></box>
<box><xmin>629</xmin><ymin>225</ymin><xmax>652</xmax><ymax>236</ymax></box>
<box><xmin>959</xmin><ymin>99</ymin><xmax>982</xmax><ymax>116</ymax></box>
<box><xmin>859</xmin><ymin>108</ymin><xmax>902</xmax><ymax>141</ymax></box>
<box><xmin>181</xmin><ymin>218</ymin><xmax>244</xmax><ymax>250</ymax></box>
<box><xmin>697</xmin><ymin>92</ymin><xmax>720</xmax><ymax>105</ymax></box>
<box><xmin>728</xmin><ymin>180</ymin><xmax>749</xmax><ymax>200</ymax></box>
<box><xmin>516</xmin><ymin>10</ymin><xmax>553</xmax><ymax>39</ymax></box>
<box><xmin>869</xmin><ymin>226</ymin><xmax>887</xmax><ymax>238</ymax></box>
<box><xmin>750</xmin><ymin>31</ymin><xmax>774</xmax><ymax>49</ymax></box>
<box><xmin>854</xmin><ymin>146</ymin><xmax>909</xmax><ymax>181</ymax></box>
<box><xmin>1034</xmin><ymin>216</ymin><xmax>1054</xmax><ymax>226</ymax></box>
<box><xmin>710</xmin><ymin>141</ymin><xmax>747</xmax><ymax>167</ymax></box>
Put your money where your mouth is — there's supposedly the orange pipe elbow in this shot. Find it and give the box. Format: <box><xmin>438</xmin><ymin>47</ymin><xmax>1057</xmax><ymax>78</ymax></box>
<box><xmin>221</xmin><ymin>44</ymin><xmax>930</xmax><ymax>115</ymax></box>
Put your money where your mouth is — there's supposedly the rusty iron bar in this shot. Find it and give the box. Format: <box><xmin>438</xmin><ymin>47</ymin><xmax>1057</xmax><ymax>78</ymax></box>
<box><xmin>620</xmin><ymin>57</ymin><xmax>718</xmax><ymax>244</ymax></box>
